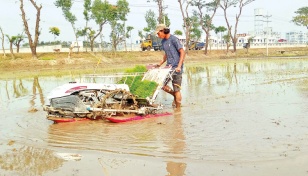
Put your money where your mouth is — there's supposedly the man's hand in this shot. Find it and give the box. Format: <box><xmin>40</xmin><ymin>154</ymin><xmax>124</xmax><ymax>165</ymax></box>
<box><xmin>175</xmin><ymin>67</ymin><xmax>181</xmax><ymax>72</ymax></box>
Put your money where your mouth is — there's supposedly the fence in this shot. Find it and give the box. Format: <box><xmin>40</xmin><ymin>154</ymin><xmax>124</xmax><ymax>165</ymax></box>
<box><xmin>0</xmin><ymin>42</ymin><xmax>307</xmax><ymax>54</ymax></box>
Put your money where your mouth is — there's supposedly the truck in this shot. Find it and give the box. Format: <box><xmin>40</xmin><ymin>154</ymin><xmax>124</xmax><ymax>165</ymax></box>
<box><xmin>141</xmin><ymin>34</ymin><xmax>162</xmax><ymax>51</ymax></box>
<box><xmin>188</xmin><ymin>41</ymin><xmax>205</xmax><ymax>50</ymax></box>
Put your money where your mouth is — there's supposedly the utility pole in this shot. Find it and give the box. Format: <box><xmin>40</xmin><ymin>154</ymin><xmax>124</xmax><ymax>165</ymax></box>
<box><xmin>130</xmin><ymin>30</ymin><xmax>133</xmax><ymax>51</ymax></box>
<box><xmin>163</xmin><ymin>0</ymin><xmax>166</xmax><ymax>25</ymax></box>
<box><xmin>263</xmin><ymin>13</ymin><xmax>272</xmax><ymax>57</ymax></box>
<box><xmin>221</xmin><ymin>32</ymin><xmax>223</xmax><ymax>50</ymax></box>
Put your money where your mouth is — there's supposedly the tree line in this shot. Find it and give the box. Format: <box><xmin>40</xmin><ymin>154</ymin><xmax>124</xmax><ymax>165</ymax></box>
<box><xmin>0</xmin><ymin>0</ymin><xmax>307</xmax><ymax>59</ymax></box>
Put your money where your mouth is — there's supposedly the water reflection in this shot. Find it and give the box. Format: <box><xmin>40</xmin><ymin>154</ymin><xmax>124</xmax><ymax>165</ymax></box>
<box><xmin>0</xmin><ymin>146</ymin><xmax>64</xmax><ymax>175</ymax></box>
<box><xmin>46</xmin><ymin>117</ymin><xmax>187</xmax><ymax>157</ymax></box>
<box><xmin>0</xmin><ymin>60</ymin><xmax>306</xmax><ymax>113</ymax></box>
<box><xmin>5</xmin><ymin>80</ymin><xmax>10</xmax><ymax>100</ymax></box>
<box><xmin>184</xmin><ymin>60</ymin><xmax>307</xmax><ymax>97</ymax></box>
<box><xmin>0</xmin><ymin>59</ymin><xmax>307</xmax><ymax>175</ymax></box>
<box><xmin>13</xmin><ymin>79</ymin><xmax>28</xmax><ymax>98</ymax></box>
<box><xmin>0</xmin><ymin>76</ymin><xmax>51</xmax><ymax>113</ymax></box>
<box><xmin>165</xmin><ymin>109</ymin><xmax>187</xmax><ymax>176</ymax></box>
<box><xmin>245</xmin><ymin>62</ymin><xmax>251</xmax><ymax>73</ymax></box>
<box><xmin>30</xmin><ymin>76</ymin><xmax>45</xmax><ymax>109</ymax></box>
<box><xmin>186</xmin><ymin>63</ymin><xmax>240</xmax><ymax>87</ymax></box>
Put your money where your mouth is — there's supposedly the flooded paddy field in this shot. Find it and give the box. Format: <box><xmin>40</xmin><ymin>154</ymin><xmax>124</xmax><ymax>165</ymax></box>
<box><xmin>0</xmin><ymin>58</ymin><xmax>307</xmax><ymax>176</ymax></box>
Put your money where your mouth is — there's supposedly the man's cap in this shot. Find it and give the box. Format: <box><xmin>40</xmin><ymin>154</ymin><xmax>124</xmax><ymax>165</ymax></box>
<box><xmin>155</xmin><ymin>24</ymin><xmax>167</xmax><ymax>34</ymax></box>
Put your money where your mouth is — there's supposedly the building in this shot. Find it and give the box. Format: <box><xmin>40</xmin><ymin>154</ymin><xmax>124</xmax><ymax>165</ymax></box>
<box><xmin>286</xmin><ymin>31</ymin><xmax>308</xmax><ymax>44</ymax></box>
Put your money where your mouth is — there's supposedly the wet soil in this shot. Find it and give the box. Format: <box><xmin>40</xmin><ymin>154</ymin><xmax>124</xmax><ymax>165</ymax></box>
<box><xmin>0</xmin><ymin>57</ymin><xmax>307</xmax><ymax>176</ymax></box>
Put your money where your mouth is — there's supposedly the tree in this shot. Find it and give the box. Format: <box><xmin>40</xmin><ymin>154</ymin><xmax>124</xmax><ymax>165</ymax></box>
<box><xmin>77</xmin><ymin>27</ymin><xmax>94</xmax><ymax>52</ymax></box>
<box><xmin>49</xmin><ymin>27</ymin><xmax>60</xmax><ymax>42</ymax></box>
<box><xmin>83</xmin><ymin>0</ymin><xmax>92</xmax><ymax>28</ymax></box>
<box><xmin>148</xmin><ymin>0</ymin><xmax>171</xmax><ymax>25</ymax></box>
<box><xmin>138</xmin><ymin>30</ymin><xmax>144</xmax><ymax>41</ymax></box>
<box><xmin>163</xmin><ymin>14</ymin><xmax>171</xmax><ymax>27</ymax></box>
<box><xmin>214</xmin><ymin>26</ymin><xmax>227</xmax><ymax>49</ymax></box>
<box><xmin>244</xmin><ymin>36</ymin><xmax>253</xmax><ymax>54</ymax></box>
<box><xmin>13</xmin><ymin>33</ymin><xmax>26</xmax><ymax>53</ymax></box>
<box><xmin>190</xmin><ymin>15</ymin><xmax>202</xmax><ymax>42</ymax></box>
<box><xmin>89</xmin><ymin>0</ymin><xmax>119</xmax><ymax>51</ymax></box>
<box><xmin>174</xmin><ymin>30</ymin><xmax>183</xmax><ymax>36</ymax></box>
<box><xmin>109</xmin><ymin>0</ymin><xmax>130</xmax><ymax>51</ymax></box>
<box><xmin>5</xmin><ymin>35</ymin><xmax>16</xmax><ymax>59</ymax></box>
<box><xmin>178</xmin><ymin>0</ymin><xmax>194</xmax><ymax>53</ymax></box>
<box><xmin>192</xmin><ymin>0</ymin><xmax>220</xmax><ymax>55</ymax></box>
<box><xmin>20</xmin><ymin>0</ymin><xmax>42</xmax><ymax>59</ymax></box>
<box><xmin>141</xmin><ymin>9</ymin><xmax>159</xmax><ymax>41</ymax></box>
<box><xmin>223</xmin><ymin>33</ymin><xmax>231</xmax><ymax>53</ymax></box>
<box><xmin>144</xmin><ymin>10</ymin><xmax>157</xmax><ymax>33</ymax></box>
<box><xmin>126</xmin><ymin>26</ymin><xmax>134</xmax><ymax>51</ymax></box>
<box><xmin>143</xmin><ymin>1</ymin><xmax>170</xmax><ymax>41</ymax></box>
<box><xmin>150</xmin><ymin>0</ymin><xmax>164</xmax><ymax>24</ymax></box>
<box><xmin>110</xmin><ymin>21</ymin><xmax>125</xmax><ymax>51</ymax></box>
<box><xmin>292</xmin><ymin>7</ymin><xmax>308</xmax><ymax>29</ymax></box>
<box><xmin>220</xmin><ymin>0</ymin><xmax>255</xmax><ymax>53</ymax></box>
<box><xmin>54</xmin><ymin>0</ymin><xmax>79</xmax><ymax>55</ymax></box>
<box><xmin>0</xmin><ymin>27</ymin><xmax>6</xmax><ymax>58</ymax></box>
<box><xmin>70</xmin><ymin>0</ymin><xmax>92</xmax><ymax>52</ymax></box>
<box><xmin>83</xmin><ymin>0</ymin><xmax>92</xmax><ymax>51</ymax></box>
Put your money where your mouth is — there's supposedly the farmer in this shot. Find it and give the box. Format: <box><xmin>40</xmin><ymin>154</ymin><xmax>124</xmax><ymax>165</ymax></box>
<box><xmin>155</xmin><ymin>24</ymin><xmax>185</xmax><ymax>108</ymax></box>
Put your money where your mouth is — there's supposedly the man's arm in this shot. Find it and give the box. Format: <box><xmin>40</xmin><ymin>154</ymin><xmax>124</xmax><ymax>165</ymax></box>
<box><xmin>175</xmin><ymin>48</ymin><xmax>185</xmax><ymax>72</ymax></box>
<box><xmin>158</xmin><ymin>54</ymin><xmax>167</xmax><ymax>67</ymax></box>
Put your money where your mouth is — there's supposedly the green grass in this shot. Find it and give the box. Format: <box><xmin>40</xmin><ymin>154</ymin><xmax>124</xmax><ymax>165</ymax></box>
<box><xmin>40</xmin><ymin>57</ymin><xmax>55</xmax><ymax>60</ymax></box>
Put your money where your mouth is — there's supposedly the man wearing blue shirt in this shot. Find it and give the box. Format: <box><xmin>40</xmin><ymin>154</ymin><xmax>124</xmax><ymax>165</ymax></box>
<box><xmin>155</xmin><ymin>24</ymin><xmax>185</xmax><ymax>109</ymax></box>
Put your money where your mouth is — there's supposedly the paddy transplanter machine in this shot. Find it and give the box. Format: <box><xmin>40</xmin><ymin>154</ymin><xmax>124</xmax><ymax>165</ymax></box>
<box><xmin>43</xmin><ymin>66</ymin><xmax>175</xmax><ymax>123</ymax></box>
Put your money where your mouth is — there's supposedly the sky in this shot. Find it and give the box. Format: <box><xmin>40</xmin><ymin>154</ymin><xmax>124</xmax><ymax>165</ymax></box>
<box><xmin>0</xmin><ymin>0</ymin><xmax>307</xmax><ymax>48</ymax></box>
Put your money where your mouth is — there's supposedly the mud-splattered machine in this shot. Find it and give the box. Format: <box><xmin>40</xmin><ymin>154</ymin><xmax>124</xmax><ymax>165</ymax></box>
<box><xmin>43</xmin><ymin>66</ymin><xmax>174</xmax><ymax>123</ymax></box>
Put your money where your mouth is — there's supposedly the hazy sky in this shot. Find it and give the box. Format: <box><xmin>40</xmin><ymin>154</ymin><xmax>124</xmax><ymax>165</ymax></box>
<box><xmin>0</xmin><ymin>0</ymin><xmax>307</xmax><ymax>46</ymax></box>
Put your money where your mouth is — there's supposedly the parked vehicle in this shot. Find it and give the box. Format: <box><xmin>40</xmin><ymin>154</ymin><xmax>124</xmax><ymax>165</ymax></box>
<box><xmin>278</xmin><ymin>39</ymin><xmax>287</xmax><ymax>43</ymax></box>
<box><xmin>189</xmin><ymin>41</ymin><xmax>205</xmax><ymax>50</ymax></box>
<box><xmin>141</xmin><ymin>34</ymin><xmax>162</xmax><ymax>51</ymax></box>
<box><xmin>243</xmin><ymin>43</ymin><xmax>250</xmax><ymax>49</ymax></box>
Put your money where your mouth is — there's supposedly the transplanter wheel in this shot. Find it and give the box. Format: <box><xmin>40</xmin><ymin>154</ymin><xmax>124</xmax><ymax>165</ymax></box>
<box><xmin>91</xmin><ymin>104</ymin><xmax>104</xmax><ymax>119</ymax></box>
<box><xmin>76</xmin><ymin>113</ymin><xmax>87</xmax><ymax>118</ymax></box>
<box><xmin>100</xmin><ymin>89</ymin><xmax>138</xmax><ymax>117</ymax></box>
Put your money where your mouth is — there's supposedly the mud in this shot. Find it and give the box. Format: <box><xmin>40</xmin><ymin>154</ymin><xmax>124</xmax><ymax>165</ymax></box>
<box><xmin>0</xmin><ymin>58</ymin><xmax>307</xmax><ymax>176</ymax></box>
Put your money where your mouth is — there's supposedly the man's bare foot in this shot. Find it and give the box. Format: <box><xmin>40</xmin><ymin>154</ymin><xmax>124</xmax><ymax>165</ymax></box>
<box><xmin>175</xmin><ymin>101</ymin><xmax>181</xmax><ymax>108</ymax></box>
<box><xmin>174</xmin><ymin>106</ymin><xmax>182</xmax><ymax>114</ymax></box>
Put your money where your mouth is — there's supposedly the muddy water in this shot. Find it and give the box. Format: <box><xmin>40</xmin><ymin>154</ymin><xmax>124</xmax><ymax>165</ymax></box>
<box><xmin>0</xmin><ymin>59</ymin><xmax>307</xmax><ymax>176</ymax></box>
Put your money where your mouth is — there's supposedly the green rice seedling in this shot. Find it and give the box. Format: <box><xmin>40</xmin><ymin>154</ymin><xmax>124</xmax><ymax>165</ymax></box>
<box><xmin>118</xmin><ymin>65</ymin><xmax>158</xmax><ymax>98</ymax></box>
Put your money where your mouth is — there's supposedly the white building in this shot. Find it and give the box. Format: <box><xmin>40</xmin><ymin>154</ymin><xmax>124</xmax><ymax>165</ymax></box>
<box><xmin>286</xmin><ymin>31</ymin><xmax>308</xmax><ymax>44</ymax></box>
